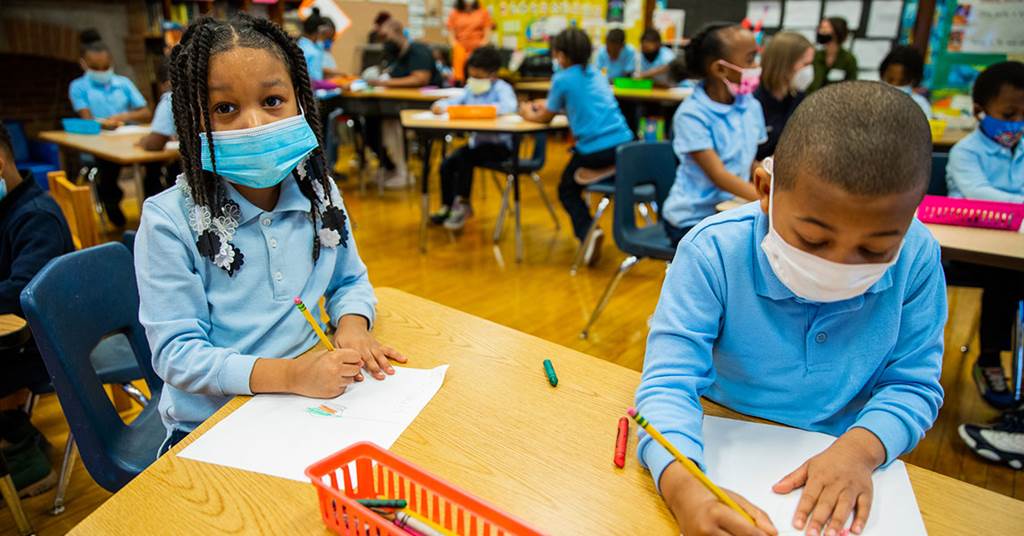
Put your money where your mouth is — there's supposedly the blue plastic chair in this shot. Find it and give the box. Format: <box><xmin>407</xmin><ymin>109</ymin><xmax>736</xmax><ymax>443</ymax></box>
<box><xmin>20</xmin><ymin>242</ymin><xmax>165</xmax><ymax>499</ymax></box>
<box><xmin>481</xmin><ymin>134</ymin><xmax>561</xmax><ymax>244</ymax></box>
<box><xmin>929</xmin><ymin>152</ymin><xmax>949</xmax><ymax>196</ymax></box>
<box><xmin>4</xmin><ymin>121</ymin><xmax>60</xmax><ymax>191</ymax></box>
<box><xmin>569</xmin><ymin>171</ymin><xmax>658</xmax><ymax>275</ymax></box>
<box><xmin>580</xmin><ymin>142</ymin><xmax>677</xmax><ymax>339</ymax></box>
<box><xmin>121</xmin><ymin>230</ymin><xmax>136</xmax><ymax>254</ymax></box>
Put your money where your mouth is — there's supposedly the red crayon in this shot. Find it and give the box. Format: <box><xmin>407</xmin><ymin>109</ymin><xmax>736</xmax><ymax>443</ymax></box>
<box><xmin>614</xmin><ymin>416</ymin><xmax>629</xmax><ymax>468</ymax></box>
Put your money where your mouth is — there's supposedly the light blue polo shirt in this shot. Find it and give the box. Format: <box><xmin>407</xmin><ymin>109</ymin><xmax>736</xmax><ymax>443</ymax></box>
<box><xmin>662</xmin><ymin>83</ymin><xmax>767</xmax><ymax>228</ymax></box>
<box><xmin>546</xmin><ymin>64</ymin><xmax>633</xmax><ymax>155</ymax></box>
<box><xmin>434</xmin><ymin>79</ymin><xmax>518</xmax><ymax>147</ymax></box>
<box><xmin>68</xmin><ymin>73</ymin><xmax>147</xmax><ymax>119</ymax></box>
<box><xmin>637</xmin><ymin>46</ymin><xmax>675</xmax><ymax>85</ymax></box>
<box><xmin>946</xmin><ymin>129</ymin><xmax>1024</xmax><ymax>203</ymax></box>
<box><xmin>298</xmin><ymin>36</ymin><xmax>326</xmax><ymax>81</ymax></box>
<box><xmin>595</xmin><ymin>44</ymin><xmax>637</xmax><ymax>81</ymax></box>
<box><xmin>636</xmin><ymin>202</ymin><xmax>946</xmax><ymax>490</ymax></box>
<box><xmin>150</xmin><ymin>92</ymin><xmax>176</xmax><ymax>138</ymax></box>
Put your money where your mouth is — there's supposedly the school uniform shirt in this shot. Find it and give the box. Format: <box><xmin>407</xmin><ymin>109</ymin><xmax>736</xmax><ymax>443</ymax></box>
<box><xmin>387</xmin><ymin>42</ymin><xmax>443</xmax><ymax>87</ymax></box>
<box><xmin>636</xmin><ymin>46</ymin><xmax>675</xmax><ymax>86</ymax></box>
<box><xmin>907</xmin><ymin>91</ymin><xmax>932</xmax><ymax>119</ymax></box>
<box><xmin>754</xmin><ymin>86</ymin><xmax>804</xmax><ymax>160</ymax></box>
<box><xmin>68</xmin><ymin>73</ymin><xmax>147</xmax><ymax>119</ymax></box>
<box><xmin>433</xmin><ymin>79</ymin><xmax>518</xmax><ymax>147</ymax></box>
<box><xmin>150</xmin><ymin>91</ymin><xmax>176</xmax><ymax>138</ymax></box>
<box><xmin>946</xmin><ymin>130</ymin><xmax>1024</xmax><ymax>203</ymax></box>
<box><xmin>546</xmin><ymin>64</ymin><xmax>633</xmax><ymax>155</ymax></box>
<box><xmin>808</xmin><ymin>48</ymin><xmax>858</xmax><ymax>93</ymax></box>
<box><xmin>136</xmin><ymin>174</ymin><xmax>377</xmax><ymax>436</ymax></box>
<box><xmin>595</xmin><ymin>44</ymin><xmax>637</xmax><ymax>81</ymax></box>
<box><xmin>636</xmin><ymin>202</ymin><xmax>946</xmax><ymax>490</ymax></box>
<box><xmin>298</xmin><ymin>36</ymin><xmax>326</xmax><ymax>81</ymax></box>
<box><xmin>662</xmin><ymin>82</ymin><xmax>766</xmax><ymax>228</ymax></box>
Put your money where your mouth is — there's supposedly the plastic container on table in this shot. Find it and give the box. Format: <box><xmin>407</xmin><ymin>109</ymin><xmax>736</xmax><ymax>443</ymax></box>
<box><xmin>447</xmin><ymin>105</ymin><xmax>498</xmax><ymax>120</ymax></box>
<box><xmin>306</xmin><ymin>442</ymin><xmax>544</xmax><ymax>536</ymax></box>
<box><xmin>613</xmin><ymin>78</ymin><xmax>653</xmax><ymax>90</ymax></box>
<box><xmin>928</xmin><ymin>119</ymin><xmax>948</xmax><ymax>140</ymax></box>
<box><xmin>61</xmin><ymin>118</ymin><xmax>102</xmax><ymax>135</ymax></box>
<box><xmin>917</xmin><ymin>195</ymin><xmax>1024</xmax><ymax>231</ymax></box>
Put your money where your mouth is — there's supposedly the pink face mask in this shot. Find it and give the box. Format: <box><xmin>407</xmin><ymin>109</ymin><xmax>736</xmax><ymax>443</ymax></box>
<box><xmin>717</xmin><ymin>60</ymin><xmax>761</xmax><ymax>96</ymax></box>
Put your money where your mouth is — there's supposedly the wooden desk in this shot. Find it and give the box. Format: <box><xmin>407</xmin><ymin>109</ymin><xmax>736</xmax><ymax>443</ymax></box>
<box><xmin>717</xmin><ymin>199</ymin><xmax>1024</xmax><ymax>272</ymax></box>
<box><xmin>38</xmin><ymin>129</ymin><xmax>179</xmax><ymax>212</ymax></box>
<box><xmin>0</xmin><ymin>314</ymin><xmax>29</xmax><ymax>350</ymax></box>
<box><xmin>71</xmin><ymin>288</ymin><xmax>1024</xmax><ymax>535</ymax></box>
<box><xmin>399</xmin><ymin>109</ymin><xmax>570</xmax><ymax>261</ymax></box>
<box><xmin>514</xmin><ymin>80</ymin><xmax>689</xmax><ymax>104</ymax></box>
<box><xmin>933</xmin><ymin>127</ymin><xmax>970</xmax><ymax>151</ymax></box>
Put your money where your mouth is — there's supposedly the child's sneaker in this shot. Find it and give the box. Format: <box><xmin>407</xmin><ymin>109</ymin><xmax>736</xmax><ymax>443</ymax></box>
<box><xmin>429</xmin><ymin>205</ymin><xmax>450</xmax><ymax>225</ymax></box>
<box><xmin>443</xmin><ymin>200</ymin><xmax>472</xmax><ymax>231</ymax></box>
<box><xmin>973</xmin><ymin>358</ymin><xmax>1015</xmax><ymax>409</ymax></box>
<box><xmin>959</xmin><ymin>409</ymin><xmax>1024</xmax><ymax>470</ymax></box>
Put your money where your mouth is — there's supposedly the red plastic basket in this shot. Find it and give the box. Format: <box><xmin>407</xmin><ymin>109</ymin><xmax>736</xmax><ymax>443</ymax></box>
<box><xmin>917</xmin><ymin>195</ymin><xmax>1024</xmax><ymax>231</ymax></box>
<box><xmin>306</xmin><ymin>442</ymin><xmax>544</xmax><ymax>536</ymax></box>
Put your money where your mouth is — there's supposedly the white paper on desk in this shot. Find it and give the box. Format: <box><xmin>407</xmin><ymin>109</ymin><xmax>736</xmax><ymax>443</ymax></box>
<box><xmin>866</xmin><ymin>1</ymin><xmax>903</xmax><ymax>38</ymax></box>
<box><xmin>413</xmin><ymin>111</ymin><xmax>446</xmax><ymax>120</ymax></box>
<box><xmin>782</xmin><ymin>1</ymin><xmax>822</xmax><ymax>29</ymax></box>
<box><xmin>164</xmin><ymin>140</ymin><xmax>180</xmax><ymax>151</ymax></box>
<box><xmin>105</xmin><ymin>125</ymin><xmax>150</xmax><ymax>135</ymax></box>
<box><xmin>178</xmin><ymin>365</ymin><xmax>449</xmax><ymax>482</ymax></box>
<box><xmin>419</xmin><ymin>87</ymin><xmax>464</xmax><ymax>97</ymax></box>
<box><xmin>702</xmin><ymin>416</ymin><xmax>926</xmax><ymax>535</ymax></box>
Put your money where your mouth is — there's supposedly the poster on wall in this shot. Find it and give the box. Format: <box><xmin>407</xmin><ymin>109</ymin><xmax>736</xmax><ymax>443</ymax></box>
<box><xmin>955</xmin><ymin>0</ymin><xmax>1024</xmax><ymax>54</ymax></box>
<box><xmin>607</xmin><ymin>0</ymin><xmax>625</xmax><ymax>23</ymax></box>
<box><xmin>653</xmin><ymin>8</ymin><xmax>685</xmax><ymax>44</ymax></box>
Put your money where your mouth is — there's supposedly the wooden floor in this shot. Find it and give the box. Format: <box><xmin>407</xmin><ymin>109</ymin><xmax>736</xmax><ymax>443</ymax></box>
<box><xmin>2</xmin><ymin>139</ymin><xmax>1021</xmax><ymax>535</ymax></box>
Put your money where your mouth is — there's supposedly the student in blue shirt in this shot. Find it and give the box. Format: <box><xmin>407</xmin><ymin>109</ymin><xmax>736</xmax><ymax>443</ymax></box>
<box><xmin>138</xmin><ymin>60</ymin><xmax>177</xmax><ymax>197</ymax></box>
<box><xmin>879</xmin><ymin>46</ymin><xmax>931</xmax><ymax>118</ymax></box>
<box><xmin>661</xmin><ymin>23</ymin><xmax>766</xmax><ymax>246</ymax></box>
<box><xmin>637</xmin><ymin>82</ymin><xmax>944</xmax><ymax>536</ymax></box>
<box><xmin>944</xmin><ymin>61</ymin><xmax>1024</xmax><ymax>416</ymax></box>
<box><xmin>520</xmin><ymin>28</ymin><xmax>633</xmax><ymax>264</ymax></box>
<box><xmin>429</xmin><ymin>46</ymin><xmax>517</xmax><ymax>231</ymax></box>
<box><xmin>297</xmin><ymin>8</ymin><xmax>341</xmax><ymax>81</ymax></box>
<box><xmin>69</xmin><ymin>38</ymin><xmax>152</xmax><ymax>226</ymax></box>
<box><xmin>635</xmin><ymin>29</ymin><xmax>676</xmax><ymax>87</ymax></box>
<box><xmin>136</xmin><ymin>15</ymin><xmax>405</xmax><ymax>454</ymax></box>
<box><xmin>595</xmin><ymin>29</ymin><xmax>636</xmax><ymax>81</ymax></box>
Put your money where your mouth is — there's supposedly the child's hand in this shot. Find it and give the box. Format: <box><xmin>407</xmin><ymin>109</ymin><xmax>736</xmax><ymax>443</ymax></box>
<box><xmin>431</xmin><ymin>103</ymin><xmax>443</xmax><ymax>114</ymax></box>
<box><xmin>333</xmin><ymin>316</ymin><xmax>407</xmax><ymax>380</ymax></box>
<box><xmin>99</xmin><ymin>118</ymin><xmax>123</xmax><ymax>130</ymax></box>
<box><xmin>772</xmin><ymin>428</ymin><xmax>886</xmax><ymax>536</ymax></box>
<box><xmin>661</xmin><ymin>461</ymin><xmax>777</xmax><ymax>536</ymax></box>
<box><xmin>287</xmin><ymin>348</ymin><xmax>363</xmax><ymax>398</ymax></box>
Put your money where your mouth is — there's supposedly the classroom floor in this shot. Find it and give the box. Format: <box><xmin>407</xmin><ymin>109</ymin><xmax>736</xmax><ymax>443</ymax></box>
<box><xmin>2</xmin><ymin>138</ymin><xmax>1021</xmax><ymax>535</ymax></box>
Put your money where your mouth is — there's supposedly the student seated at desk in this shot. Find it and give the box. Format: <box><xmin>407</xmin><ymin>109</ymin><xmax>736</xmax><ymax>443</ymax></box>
<box><xmin>69</xmin><ymin>33</ymin><xmax>152</xmax><ymax>226</ymax></box>
<box><xmin>662</xmin><ymin>23</ymin><xmax>765</xmax><ymax>247</ymax></box>
<box><xmin>429</xmin><ymin>46</ymin><xmax>517</xmax><ymax>231</ymax></box>
<box><xmin>944</xmin><ymin>61</ymin><xmax>1024</xmax><ymax>414</ymax></box>
<box><xmin>137</xmin><ymin>15</ymin><xmax>406</xmax><ymax>454</ymax></box>
<box><xmin>879</xmin><ymin>46</ymin><xmax>931</xmax><ymax>118</ymax></box>
<box><xmin>138</xmin><ymin>60</ymin><xmax>177</xmax><ymax>197</ymax></box>
<box><xmin>519</xmin><ymin>28</ymin><xmax>633</xmax><ymax>265</ymax></box>
<box><xmin>595</xmin><ymin>29</ymin><xmax>636</xmax><ymax>82</ymax></box>
<box><xmin>637</xmin><ymin>82</ymin><xmax>944</xmax><ymax>536</ymax></box>
<box><xmin>297</xmin><ymin>8</ymin><xmax>342</xmax><ymax>82</ymax></box>
<box><xmin>635</xmin><ymin>29</ymin><xmax>676</xmax><ymax>87</ymax></box>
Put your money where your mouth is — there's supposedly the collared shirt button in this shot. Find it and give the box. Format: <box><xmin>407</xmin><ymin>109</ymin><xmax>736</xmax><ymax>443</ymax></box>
<box><xmin>815</xmin><ymin>332</ymin><xmax>827</xmax><ymax>344</ymax></box>
<box><xmin>274</xmin><ymin>271</ymin><xmax>283</xmax><ymax>282</ymax></box>
<box><xmin>261</xmin><ymin>217</ymin><xmax>272</xmax><ymax>226</ymax></box>
<box><xmin>269</xmin><ymin>238</ymin><xmax>278</xmax><ymax>249</ymax></box>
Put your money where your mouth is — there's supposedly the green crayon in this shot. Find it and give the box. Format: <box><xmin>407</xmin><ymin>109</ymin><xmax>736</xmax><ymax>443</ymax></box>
<box><xmin>356</xmin><ymin>498</ymin><xmax>407</xmax><ymax>508</ymax></box>
<box><xmin>543</xmin><ymin>359</ymin><xmax>558</xmax><ymax>387</ymax></box>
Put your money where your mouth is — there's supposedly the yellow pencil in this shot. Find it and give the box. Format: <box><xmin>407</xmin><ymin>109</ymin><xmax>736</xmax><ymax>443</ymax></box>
<box><xmin>627</xmin><ymin>407</ymin><xmax>755</xmax><ymax>525</ymax></box>
<box><xmin>294</xmin><ymin>297</ymin><xmax>335</xmax><ymax>351</ymax></box>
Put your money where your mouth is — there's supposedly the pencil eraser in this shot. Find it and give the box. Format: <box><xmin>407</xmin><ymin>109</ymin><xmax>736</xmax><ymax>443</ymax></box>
<box><xmin>293</xmin><ymin>297</ymin><xmax>302</xmax><ymax>304</ymax></box>
<box><xmin>626</xmin><ymin>407</ymin><xmax>637</xmax><ymax>417</ymax></box>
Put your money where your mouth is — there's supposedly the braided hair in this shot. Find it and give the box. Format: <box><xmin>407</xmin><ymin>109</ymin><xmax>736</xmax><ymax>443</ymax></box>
<box><xmin>674</xmin><ymin>22</ymin><xmax>739</xmax><ymax>80</ymax></box>
<box><xmin>168</xmin><ymin>14</ymin><xmax>347</xmax><ymax>275</ymax></box>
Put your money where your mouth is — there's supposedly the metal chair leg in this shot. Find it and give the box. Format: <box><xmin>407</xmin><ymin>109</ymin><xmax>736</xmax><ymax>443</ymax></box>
<box><xmin>50</xmin><ymin>434</ymin><xmax>77</xmax><ymax>515</ymax></box>
<box><xmin>22</xmin><ymin>393</ymin><xmax>40</xmax><ymax>415</ymax></box>
<box><xmin>580</xmin><ymin>256</ymin><xmax>641</xmax><ymax>339</ymax></box>
<box><xmin>570</xmin><ymin>195</ymin><xmax>611</xmax><ymax>275</ymax></box>
<box><xmin>638</xmin><ymin>202</ymin><xmax>655</xmax><ymax>226</ymax></box>
<box><xmin>531</xmin><ymin>172</ymin><xmax>560</xmax><ymax>231</ymax></box>
<box><xmin>120</xmin><ymin>383</ymin><xmax>149</xmax><ymax>407</ymax></box>
<box><xmin>493</xmin><ymin>174</ymin><xmax>513</xmax><ymax>243</ymax></box>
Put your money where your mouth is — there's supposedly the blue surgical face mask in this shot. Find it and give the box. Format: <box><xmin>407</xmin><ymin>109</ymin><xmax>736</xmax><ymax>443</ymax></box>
<box><xmin>200</xmin><ymin>114</ymin><xmax>318</xmax><ymax>189</ymax></box>
<box><xmin>87</xmin><ymin>68</ymin><xmax>113</xmax><ymax>85</ymax></box>
<box><xmin>979</xmin><ymin>112</ymin><xmax>1024</xmax><ymax>148</ymax></box>
<box><xmin>321</xmin><ymin>39</ymin><xmax>333</xmax><ymax>51</ymax></box>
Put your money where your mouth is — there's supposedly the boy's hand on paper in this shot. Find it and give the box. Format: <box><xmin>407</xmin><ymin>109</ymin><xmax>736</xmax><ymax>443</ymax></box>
<box><xmin>661</xmin><ymin>461</ymin><xmax>777</xmax><ymax>536</ymax></box>
<box><xmin>288</xmin><ymin>348</ymin><xmax>363</xmax><ymax>398</ymax></box>
<box><xmin>773</xmin><ymin>428</ymin><xmax>886</xmax><ymax>536</ymax></box>
<box><xmin>333</xmin><ymin>316</ymin><xmax>407</xmax><ymax>380</ymax></box>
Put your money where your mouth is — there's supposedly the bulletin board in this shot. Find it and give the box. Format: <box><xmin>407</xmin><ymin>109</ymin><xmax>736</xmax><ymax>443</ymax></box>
<box><xmin>490</xmin><ymin>0</ymin><xmax>646</xmax><ymax>53</ymax></box>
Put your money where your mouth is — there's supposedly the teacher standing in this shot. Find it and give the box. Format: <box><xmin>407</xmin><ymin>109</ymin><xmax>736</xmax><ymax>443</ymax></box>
<box><xmin>447</xmin><ymin>0</ymin><xmax>492</xmax><ymax>83</ymax></box>
<box><xmin>808</xmin><ymin>16</ymin><xmax>858</xmax><ymax>93</ymax></box>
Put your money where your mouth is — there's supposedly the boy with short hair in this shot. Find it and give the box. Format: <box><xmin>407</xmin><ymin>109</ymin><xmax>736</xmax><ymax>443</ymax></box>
<box><xmin>637</xmin><ymin>82</ymin><xmax>945</xmax><ymax>536</ymax></box>
<box><xmin>595</xmin><ymin>29</ymin><xmax>636</xmax><ymax>81</ymax></box>
<box><xmin>429</xmin><ymin>46</ymin><xmax>518</xmax><ymax>230</ymax></box>
<box><xmin>635</xmin><ymin>29</ymin><xmax>675</xmax><ymax>87</ymax></box>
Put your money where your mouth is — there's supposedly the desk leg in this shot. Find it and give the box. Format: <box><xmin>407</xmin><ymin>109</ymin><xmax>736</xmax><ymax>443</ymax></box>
<box><xmin>132</xmin><ymin>163</ymin><xmax>145</xmax><ymax>213</ymax></box>
<box><xmin>511</xmin><ymin>136</ymin><xmax>523</xmax><ymax>263</ymax></box>
<box><xmin>418</xmin><ymin>134</ymin><xmax>433</xmax><ymax>254</ymax></box>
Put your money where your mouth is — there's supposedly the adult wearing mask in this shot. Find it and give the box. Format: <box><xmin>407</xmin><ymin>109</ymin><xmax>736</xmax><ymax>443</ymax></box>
<box><xmin>755</xmin><ymin>32</ymin><xmax>814</xmax><ymax>159</ymax></box>
<box><xmin>808</xmin><ymin>17</ymin><xmax>857</xmax><ymax>92</ymax></box>
<box><xmin>446</xmin><ymin>0</ymin><xmax>493</xmax><ymax>83</ymax></box>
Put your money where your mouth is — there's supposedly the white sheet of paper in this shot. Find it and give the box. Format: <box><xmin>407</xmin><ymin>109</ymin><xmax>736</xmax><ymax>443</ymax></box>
<box><xmin>105</xmin><ymin>125</ymin><xmax>150</xmax><ymax>135</ymax></box>
<box><xmin>420</xmin><ymin>87</ymin><xmax>464</xmax><ymax>97</ymax></box>
<box><xmin>824</xmin><ymin>0</ymin><xmax>863</xmax><ymax>30</ymax></box>
<box><xmin>866</xmin><ymin>1</ymin><xmax>903</xmax><ymax>38</ymax></box>
<box><xmin>747</xmin><ymin>1</ymin><xmax>782</xmax><ymax>28</ymax></box>
<box><xmin>701</xmin><ymin>416</ymin><xmax>926</xmax><ymax>535</ymax></box>
<box><xmin>412</xmin><ymin>111</ymin><xmax>443</xmax><ymax>120</ymax></box>
<box><xmin>851</xmin><ymin>38</ymin><xmax>894</xmax><ymax>71</ymax></box>
<box><xmin>178</xmin><ymin>365</ymin><xmax>449</xmax><ymax>482</ymax></box>
<box><xmin>782</xmin><ymin>1</ymin><xmax>822</xmax><ymax>29</ymax></box>
<box><xmin>164</xmin><ymin>140</ymin><xmax>180</xmax><ymax>151</ymax></box>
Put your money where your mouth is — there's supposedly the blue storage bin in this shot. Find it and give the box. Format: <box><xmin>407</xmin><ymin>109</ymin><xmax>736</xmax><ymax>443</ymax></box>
<box><xmin>62</xmin><ymin>118</ymin><xmax>102</xmax><ymax>135</ymax></box>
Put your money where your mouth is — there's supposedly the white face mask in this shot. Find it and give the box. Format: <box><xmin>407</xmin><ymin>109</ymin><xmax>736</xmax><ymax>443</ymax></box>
<box><xmin>466</xmin><ymin>77</ymin><xmax>492</xmax><ymax>95</ymax></box>
<box><xmin>792</xmin><ymin>64</ymin><xmax>814</xmax><ymax>92</ymax></box>
<box><xmin>759</xmin><ymin>157</ymin><xmax>903</xmax><ymax>303</ymax></box>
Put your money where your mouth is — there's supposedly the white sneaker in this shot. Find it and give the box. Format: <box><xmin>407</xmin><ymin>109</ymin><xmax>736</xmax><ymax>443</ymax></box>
<box><xmin>583</xmin><ymin>228</ymin><xmax>604</xmax><ymax>267</ymax></box>
<box><xmin>382</xmin><ymin>171</ymin><xmax>412</xmax><ymax>190</ymax></box>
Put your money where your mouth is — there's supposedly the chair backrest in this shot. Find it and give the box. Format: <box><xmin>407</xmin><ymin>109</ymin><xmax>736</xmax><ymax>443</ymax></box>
<box><xmin>47</xmin><ymin>170</ymin><xmax>100</xmax><ymax>250</ymax></box>
<box><xmin>519</xmin><ymin>133</ymin><xmax>547</xmax><ymax>170</ymax></box>
<box><xmin>612</xmin><ymin>141</ymin><xmax>677</xmax><ymax>244</ymax></box>
<box><xmin>3</xmin><ymin>121</ymin><xmax>30</xmax><ymax>162</ymax></box>
<box><xmin>20</xmin><ymin>242</ymin><xmax>162</xmax><ymax>491</ymax></box>
<box><xmin>121</xmin><ymin>230</ymin><xmax>136</xmax><ymax>254</ymax></box>
<box><xmin>929</xmin><ymin>152</ymin><xmax>949</xmax><ymax>196</ymax></box>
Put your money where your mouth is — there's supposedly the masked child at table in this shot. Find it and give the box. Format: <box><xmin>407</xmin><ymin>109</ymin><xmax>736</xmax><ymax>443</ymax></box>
<box><xmin>637</xmin><ymin>81</ymin><xmax>944</xmax><ymax>536</ymax></box>
<box><xmin>635</xmin><ymin>29</ymin><xmax>676</xmax><ymax>87</ymax></box>
<box><xmin>428</xmin><ymin>46</ymin><xmax>517</xmax><ymax>231</ymax></box>
<box><xmin>879</xmin><ymin>45</ymin><xmax>931</xmax><ymax>118</ymax></box>
<box><xmin>596</xmin><ymin>29</ymin><xmax>636</xmax><ymax>82</ymax></box>
<box><xmin>136</xmin><ymin>15</ymin><xmax>406</xmax><ymax>455</ymax></box>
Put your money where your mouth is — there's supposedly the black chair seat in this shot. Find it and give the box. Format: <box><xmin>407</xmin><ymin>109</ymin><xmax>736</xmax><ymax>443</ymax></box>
<box><xmin>585</xmin><ymin>178</ymin><xmax>656</xmax><ymax>201</ymax></box>
<box><xmin>621</xmin><ymin>224</ymin><xmax>676</xmax><ymax>261</ymax></box>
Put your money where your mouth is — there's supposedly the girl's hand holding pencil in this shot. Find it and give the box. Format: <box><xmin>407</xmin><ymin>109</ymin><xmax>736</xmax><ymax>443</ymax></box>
<box><xmin>661</xmin><ymin>462</ymin><xmax>777</xmax><ymax>536</ymax></box>
<box><xmin>287</xmin><ymin>349</ymin><xmax>364</xmax><ymax>398</ymax></box>
<box><xmin>333</xmin><ymin>315</ymin><xmax>407</xmax><ymax>381</ymax></box>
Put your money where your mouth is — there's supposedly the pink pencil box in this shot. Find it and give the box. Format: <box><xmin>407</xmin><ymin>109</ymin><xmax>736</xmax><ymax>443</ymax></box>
<box><xmin>916</xmin><ymin>195</ymin><xmax>1024</xmax><ymax>231</ymax></box>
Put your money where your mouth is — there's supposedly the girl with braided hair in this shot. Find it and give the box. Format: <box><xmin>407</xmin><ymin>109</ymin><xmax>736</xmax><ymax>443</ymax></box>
<box><xmin>135</xmin><ymin>14</ymin><xmax>406</xmax><ymax>454</ymax></box>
